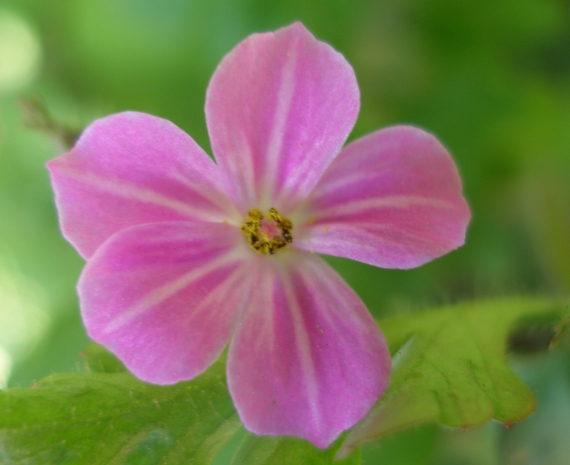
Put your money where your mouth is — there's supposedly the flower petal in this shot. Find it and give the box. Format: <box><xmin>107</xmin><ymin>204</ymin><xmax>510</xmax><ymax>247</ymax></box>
<box><xmin>78</xmin><ymin>221</ymin><xmax>251</xmax><ymax>385</ymax></box>
<box><xmin>227</xmin><ymin>250</ymin><xmax>390</xmax><ymax>448</ymax></box>
<box><xmin>206</xmin><ymin>22</ymin><xmax>359</xmax><ymax>214</ymax></box>
<box><xmin>47</xmin><ymin>112</ymin><xmax>236</xmax><ymax>259</ymax></box>
<box><xmin>296</xmin><ymin>126</ymin><xmax>471</xmax><ymax>269</ymax></box>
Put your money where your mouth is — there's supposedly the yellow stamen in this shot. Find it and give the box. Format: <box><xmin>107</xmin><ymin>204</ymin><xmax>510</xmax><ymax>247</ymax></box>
<box><xmin>241</xmin><ymin>207</ymin><xmax>294</xmax><ymax>255</ymax></box>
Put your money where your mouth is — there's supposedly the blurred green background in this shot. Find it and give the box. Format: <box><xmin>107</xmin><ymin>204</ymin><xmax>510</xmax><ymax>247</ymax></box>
<box><xmin>1</xmin><ymin>0</ymin><xmax>570</xmax><ymax>463</ymax></box>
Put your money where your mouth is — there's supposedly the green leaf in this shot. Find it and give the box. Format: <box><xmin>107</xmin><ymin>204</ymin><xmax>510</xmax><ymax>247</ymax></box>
<box><xmin>0</xmin><ymin>347</ymin><xmax>360</xmax><ymax>464</ymax></box>
<box><xmin>82</xmin><ymin>342</ymin><xmax>127</xmax><ymax>373</ymax></box>
<box><xmin>0</xmin><ymin>359</ymin><xmax>239</xmax><ymax>464</ymax></box>
<box><xmin>231</xmin><ymin>434</ymin><xmax>358</xmax><ymax>465</ymax></box>
<box><xmin>338</xmin><ymin>297</ymin><xmax>566</xmax><ymax>458</ymax></box>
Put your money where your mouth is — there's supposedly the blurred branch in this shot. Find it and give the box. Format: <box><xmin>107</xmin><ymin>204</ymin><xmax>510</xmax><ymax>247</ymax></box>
<box><xmin>18</xmin><ymin>97</ymin><xmax>81</xmax><ymax>150</ymax></box>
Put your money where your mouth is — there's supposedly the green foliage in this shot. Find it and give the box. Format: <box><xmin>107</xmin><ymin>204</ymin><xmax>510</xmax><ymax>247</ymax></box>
<box><xmin>0</xmin><ymin>360</ymin><xmax>238</xmax><ymax>464</ymax></box>
<box><xmin>83</xmin><ymin>342</ymin><xmax>126</xmax><ymax>373</ymax></box>
<box><xmin>230</xmin><ymin>435</ymin><xmax>357</xmax><ymax>465</ymax></box>
<box><xmin>1</xmin><ymin>298</ymin><xmax>564</xmax><ymax>463</ymax></box>
<box><xmin>339</xmin><ymin>297</ymin><xmax>565</xmax><ymax>457</ymax></box>
<box><xmin>0</xmin><ymin>346</ymin><xmax>360</xmax><ymax>465</ymax></box>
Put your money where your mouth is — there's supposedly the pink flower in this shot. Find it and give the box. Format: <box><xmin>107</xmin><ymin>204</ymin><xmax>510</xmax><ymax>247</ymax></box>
<box><xmin>47</xmin><ymin>22</ymin><xmax>470</xmax><ymax>448</ymax></box>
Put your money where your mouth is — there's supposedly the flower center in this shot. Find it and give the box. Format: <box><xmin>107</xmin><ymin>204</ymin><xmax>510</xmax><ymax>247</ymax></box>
<box><xmin>241</xmin><ymin>207</ymin><xmax>293</xmax><ymax>255</ymax></box>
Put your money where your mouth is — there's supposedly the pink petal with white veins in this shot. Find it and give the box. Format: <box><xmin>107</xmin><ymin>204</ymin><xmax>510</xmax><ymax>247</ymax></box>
<box><xmin>206</xmin><ymin>22</ymin><xmax>359</xmax><ymax>214</ymax></box>
<box><xmin>78</xmin><ymin>221</ymin><xmax>251</xmax><ymax>385</ymax></box>
<box><xmin>227</xmin><ymin>250</ymin><xmax>390</xmax><ymax>448</ymax></box>
<box><xmin>47</xmin><ymin>112</ymin><xmax>235</xmax><ymax>259</ymax></box>
<box><xmin>296</xmin><ymin>126</ymin><xmax>471</xmax><ymax>269</ymax></box>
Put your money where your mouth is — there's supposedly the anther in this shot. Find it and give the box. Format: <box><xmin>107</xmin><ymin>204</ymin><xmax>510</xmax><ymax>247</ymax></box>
<box><xmin>241</xmin><ymin>208</ymin><xmax>294</xmax><ymax>254</ymax></box>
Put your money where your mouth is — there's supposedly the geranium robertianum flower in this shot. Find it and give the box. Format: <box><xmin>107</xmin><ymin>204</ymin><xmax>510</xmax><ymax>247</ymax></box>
<box><xmin>47</xmin><ymin>22</ymin><xmax>470</xmax><ymax>448</ymax></box>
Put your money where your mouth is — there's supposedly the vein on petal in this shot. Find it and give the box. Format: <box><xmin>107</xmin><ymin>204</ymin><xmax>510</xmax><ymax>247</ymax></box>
<box><xmin>262</xmin><ymin>43</ymin><xmax>298</xmax><ymax>202</ymax></box>
<box><xmin>103</xmin><ymin>251</ymin><xmax>243</xmax><ymax>333</ymax></box>
<box><xmin>168</xmin><ymin>171</ymin><xmax>238</xmax><ymax>219</ymax></box>
<box><xmin>183</xmin><ymin>259</ymin><xmax>252</xmax><ymax>326</ymax></box>
<box><xmin>304</xmin><ymin>222</ymin><xmax>439</xmax><ymax>246</ymax></box>
<box><xmin>316</xmin><ymin>195</ymin><xmax>456</xmax><ymax>218</ymax></box>
<box><xmin>232</xmin><ymin>130</ymin><xmax>257</xmax><ymax>209</ymax></box>
<box><xmin>309</xmin><ymin>169</ymin><xmax>392</xmax><ymax>198</ymax></box>
<box><xmin>59</xmin><ymin>167</ymin><xmax>226</xmax><ymax>221</ymax></box>
<box><xmin>248</xmin><ymin>262</ymin><xmax>277</xmax><ymax>355</ymax></box>
<box><xmin>281</xmin><ymin>268</ymin><xmax>321</xmax><ymax>428</ymax></box>
<box><xmin>297</xmin><ymin>257</ymin><xmax>369</xmax><ymax>341</ymax></box>
<box><xmin>274</xmin><ymin>144</ymin><xmax>321</xmax><ymax>209</ymax></box>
